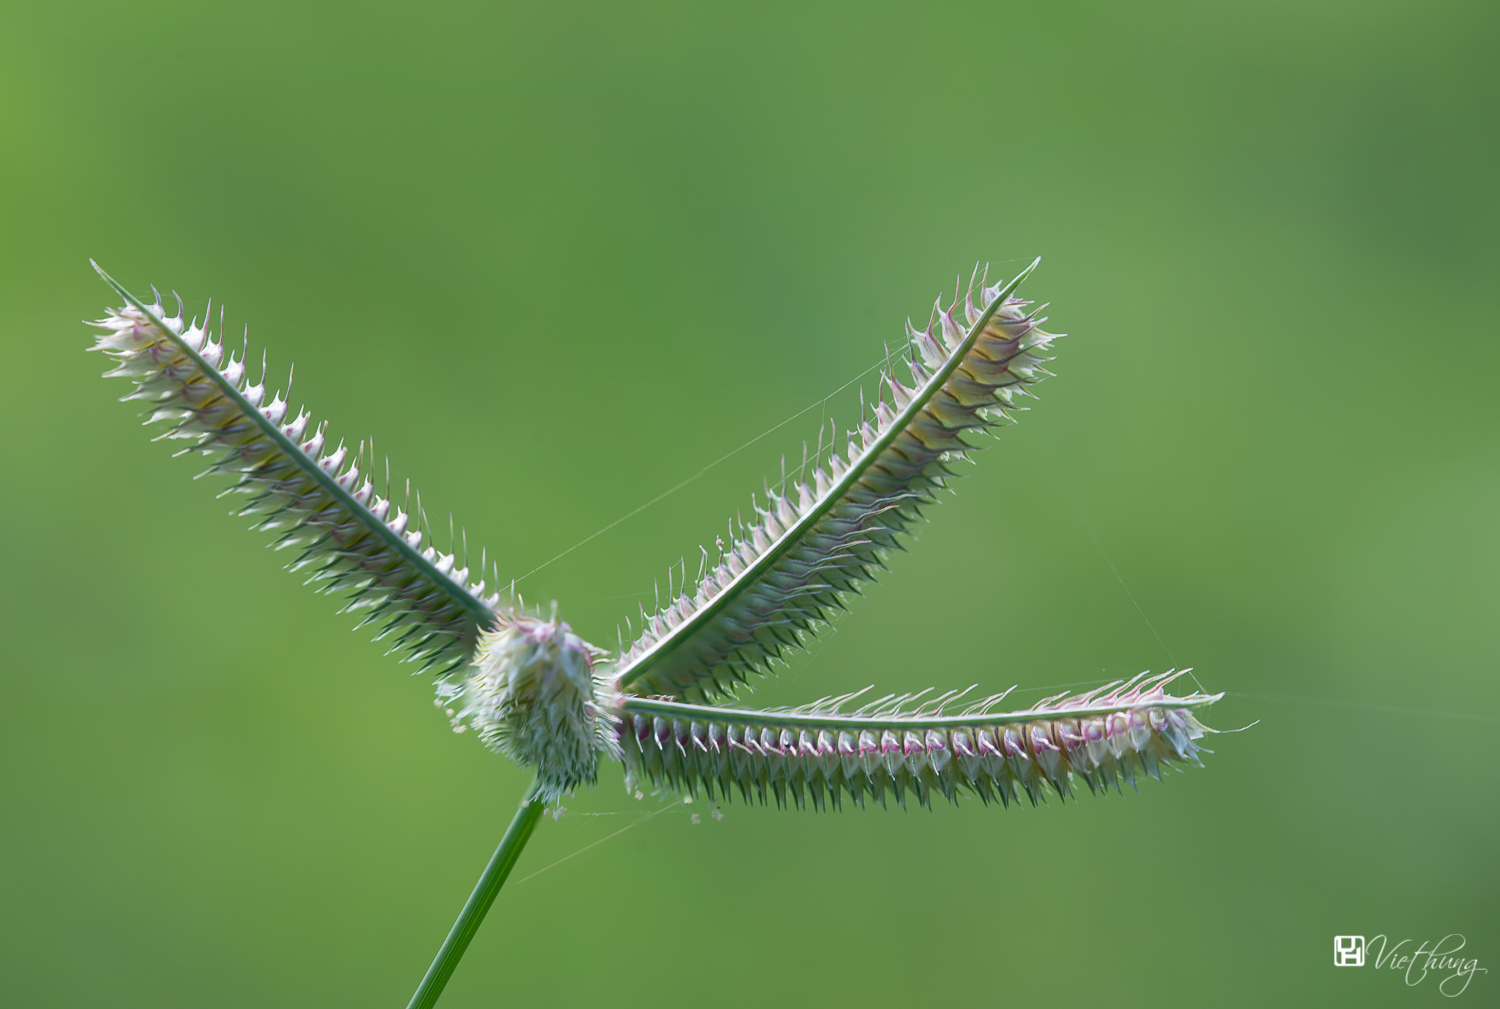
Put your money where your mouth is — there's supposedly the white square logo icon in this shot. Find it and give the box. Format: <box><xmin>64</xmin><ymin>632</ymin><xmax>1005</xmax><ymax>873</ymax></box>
<box><xmin>1335</xmin><ymin>936</ymin><xmax>1365</xmax><ymax>966</ymax></box>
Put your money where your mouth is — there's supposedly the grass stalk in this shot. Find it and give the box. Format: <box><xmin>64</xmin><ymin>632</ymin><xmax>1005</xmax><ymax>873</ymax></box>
<box><xmin>406</xmin><ymin>779</ymin><xmax>544</xmax><ymax>1009</ymax></box>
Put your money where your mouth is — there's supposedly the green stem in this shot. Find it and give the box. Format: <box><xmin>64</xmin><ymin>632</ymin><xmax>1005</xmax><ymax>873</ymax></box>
<box><xmin>406</xmin><ymin>780</ymin><xmax>545</xmax><ymax>1009</ymax></box>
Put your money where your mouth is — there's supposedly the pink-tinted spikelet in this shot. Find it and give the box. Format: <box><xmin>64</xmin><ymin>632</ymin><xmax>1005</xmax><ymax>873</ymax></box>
<box><xmin>619</xmin><ymin>672</ymin><xmax>1219</xmax><ymax>811</ymax></box>
<box><xmin>613</xmin><ymin>262</ymin><xmax>1061</xmax><ymax>703</ymax></box>
<box><xmin>87</xmin><ymin>276</ymin><xmax>502</xmax><ymax>681</ymax></box>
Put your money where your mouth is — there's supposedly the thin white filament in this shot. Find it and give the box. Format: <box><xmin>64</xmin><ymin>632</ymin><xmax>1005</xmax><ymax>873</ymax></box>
<box><xmin>512</xmin><ymin>358</ymin><xmax>889</xmax><ymax>586</ymax></box>
<box><xmin>1066</xmin><ymin>499</ymin><xmax>1209</xmax><ymax>695</ymax></box>
<box><xmin>512</xmin><ymin>800</ymin><xmax>683</xmax><ymax>886</ymax></box>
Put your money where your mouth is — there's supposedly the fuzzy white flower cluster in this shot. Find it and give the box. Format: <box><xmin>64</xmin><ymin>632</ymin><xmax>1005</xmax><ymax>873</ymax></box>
<box><xmin>443</xmin><ymin>611</ymin><xmax>619</xmax><ymax>800</ymax></box>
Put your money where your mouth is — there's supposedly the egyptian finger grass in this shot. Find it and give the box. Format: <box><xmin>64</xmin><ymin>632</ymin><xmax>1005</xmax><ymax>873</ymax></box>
<box><xmin>86</xmin><ymin>259</ymin><xmax>1223</xmax><ymax>1008</ymax></box>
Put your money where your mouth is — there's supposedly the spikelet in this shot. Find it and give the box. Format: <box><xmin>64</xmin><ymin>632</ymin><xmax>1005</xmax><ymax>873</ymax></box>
<box><xmin>613</xmin><ymin>260</ymin><xmax>1059</xmax><ymax>702</ymax></box>
<box><xmin>447</xmin><ymin>608</ymin><xmax>620</xmax><ymax>801</ymax></box>
<box><xmin>86</xmin><ymin>264</ymin><xmax>502</xmax><ymax>678</ymax></box>
<box><xmin>616</xmin><ymin>672</ymin><xmax>1220</xmax><ymax>810</ymax></box>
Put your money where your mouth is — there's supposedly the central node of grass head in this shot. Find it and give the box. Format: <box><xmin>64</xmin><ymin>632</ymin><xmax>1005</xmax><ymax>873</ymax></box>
<box><xmin>454</xmin><ymin>607</ymin><xmax>616</xmax><ymax>801</ymax></box>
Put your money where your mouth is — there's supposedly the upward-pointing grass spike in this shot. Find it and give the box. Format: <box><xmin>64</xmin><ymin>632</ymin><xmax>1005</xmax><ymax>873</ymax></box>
<box><xmin>614</xmin><ymin>260</ymin><xmax>1055</xmax><ymax>702</ymax></box>
<box><xmin>87</xmin><ymin>263</ymin><xmax>502</xmax><ymax>681</ymax></box>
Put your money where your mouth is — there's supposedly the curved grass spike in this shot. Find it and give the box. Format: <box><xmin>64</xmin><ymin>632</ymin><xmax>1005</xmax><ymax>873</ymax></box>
<box><xmin>612</xmin><ymin>258</ymin><xmax>1056</xmax><ymax>702</ymax></box>
<box><xmin>618</xmin><ymin>671</ymin><xmax>1221</xmax><ymax>811</ymax></box>
<box><xmin>87</xmin><ymin>262</ymin><xmax>502</xmax><ymax>678</ymax></box>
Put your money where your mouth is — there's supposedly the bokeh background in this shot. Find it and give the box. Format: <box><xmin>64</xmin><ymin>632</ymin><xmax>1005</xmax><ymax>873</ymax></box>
<box><xmin>2</xmin><ymin>2</ymin><xmax>1497</xmax><ymax>1006</ymax></box>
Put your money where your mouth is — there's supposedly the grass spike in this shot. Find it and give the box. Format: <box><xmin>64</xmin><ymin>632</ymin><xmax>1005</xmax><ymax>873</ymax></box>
<box><xmin>86</xmin><ymin>263</ymin><xmax>501</xmax><ymax>680</ymax></box>
<box><xmin>614</xmin><ymin>260</ymin><xmax>1054</xmax><ymax>702</ymax></box>
<box><xmin>617</xmin><ymin>677</ymin><xmax>1219</xmax><ymax>811</ymax></box>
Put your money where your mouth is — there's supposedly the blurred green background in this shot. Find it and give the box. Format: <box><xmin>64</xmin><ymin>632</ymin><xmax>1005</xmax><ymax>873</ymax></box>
<box><xmin>2</xmin><ymin>1</ymin><xmax>1496</xmax><ymax>1005</ymax></box>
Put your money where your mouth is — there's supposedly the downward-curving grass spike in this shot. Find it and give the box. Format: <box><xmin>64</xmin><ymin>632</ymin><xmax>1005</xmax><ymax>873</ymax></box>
<box><xmin>613</xmin><ymin>259</ymin><xmax>1058</xmax><ymax>702</ymax></box>
<box><xmin>87</xmin><ymin>263</ymin><xmax>502</xmax><ymax>679</ymax></box>
<box><xmin>616</xmin><ymin>672</ymin><xmax>1220</xmax><ymax>811</ymax></box>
